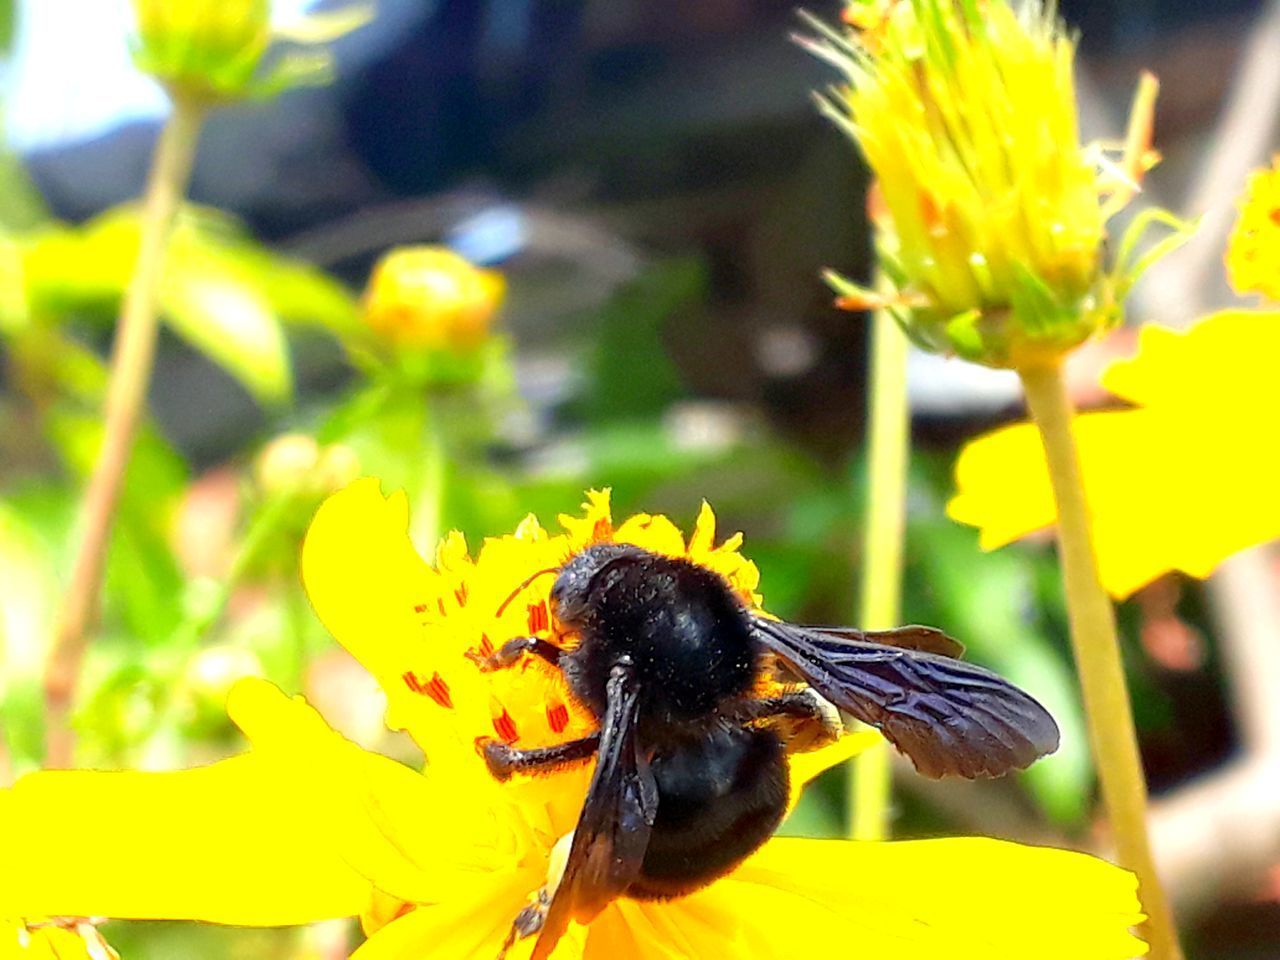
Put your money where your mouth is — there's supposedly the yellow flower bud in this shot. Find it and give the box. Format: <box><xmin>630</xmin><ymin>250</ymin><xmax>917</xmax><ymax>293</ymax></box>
<box><xmin>1225</xmin><ymin>156</ymin><xmax>1280</xmax><ymax>301</ymax></box>
<box><xmin>808</xmin><ymin>0</ymin><xmax>1188</xmax><ymax>369</ymax></box>
<box><xmin>254</xmin><ymin>434</ymin><xmax>361</xmax><ymax>498</ymax></box>
<box><xmin>132</xmin><ymin>0</ymin><xmax>271</xmax><ymax>102</ymax></box>
<box><xmin>254</xmin><ymin>433</ymin><xmax>320</xmax><ymax>495</ymax></box>
<box><xmin>131</xmin><ymin>0</ymin><xmax>370</xmax><ymax>103</ymax></box>
<box><xmin>362</xmin><ymin>246</ymin><xmax>505</xmax><ymax>352</ymax></box>
<box><xmin>313</xmin><ymin>443</ymin><xmax>361</xmax><ymax>493</ymax></box>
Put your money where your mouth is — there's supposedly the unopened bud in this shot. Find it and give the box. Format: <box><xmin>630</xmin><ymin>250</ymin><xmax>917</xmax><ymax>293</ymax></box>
<box><xmin>254</xmin><ymin>434</ymin><xmax>321</xmax><ymax>496</ymax></box>
<box><xmin>362</xmin><ymin>246</ymin><xmax>505</xmax><ymax>352</ymax></box>
<box><xmin>132</xmin><ymin>0</ymin><xmax>270</xmax><ymax>102</ymax></box>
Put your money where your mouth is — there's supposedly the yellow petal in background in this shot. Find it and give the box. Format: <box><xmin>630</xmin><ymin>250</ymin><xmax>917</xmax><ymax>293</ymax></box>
<box><xmin>950</xmin><ymin>311</ymin><xmax>1280</xmax><ymax>598</ymax></box>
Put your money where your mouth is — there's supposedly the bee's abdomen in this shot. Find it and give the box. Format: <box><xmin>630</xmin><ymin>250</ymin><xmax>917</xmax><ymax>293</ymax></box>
<box><xmin>630</xmin><ymin>727</ymin><xmax>788</xmax><ymax>899</ymax></box>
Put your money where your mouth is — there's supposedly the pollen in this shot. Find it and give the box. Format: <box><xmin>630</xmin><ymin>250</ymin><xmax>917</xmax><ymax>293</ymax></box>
<box><xmin>546</xmin><ymin>701</ymin><xmax>570</xmax><ymax>733</ymax></box>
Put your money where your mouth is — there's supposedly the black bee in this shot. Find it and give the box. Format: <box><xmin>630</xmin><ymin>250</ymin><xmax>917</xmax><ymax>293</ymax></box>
<box><xmin>472</xmin><ymin>543</ymin><xmax>1059</xmax><ymax>959</ymax></box>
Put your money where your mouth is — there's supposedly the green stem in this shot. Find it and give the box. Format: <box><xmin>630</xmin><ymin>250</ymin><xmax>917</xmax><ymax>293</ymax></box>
<box><xmin>172</xmin><ymin>494</ymin><xmax>300</xmax><ymax>649</ymax></box>
<box><xmin>410</xmin><ymin>399</ymin><xmax>448</xmax><ymax>551</ymax></box>
<box><xmin>1018</xmin><ymin>361</ymin><xmax>1183</xmax><ymax>960</ymax></box>
<box><xmin>284</xmin><ymin>576</ymin><xmax>311</xmax><ymax>693</ymax></box>
<box><xmin>848</xmin><ymin>304</ymin><xmax>910</xmax><ymax>841</ymax></box>
<box><xmin>44</xmin><ymin>97</ymin><xmax>206</xmax><ymax>768</ymax></box>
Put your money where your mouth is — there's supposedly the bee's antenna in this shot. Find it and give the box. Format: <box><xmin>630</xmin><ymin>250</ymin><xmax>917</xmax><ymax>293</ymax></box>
<box><xmin>496</xmin><ymin>567</ymin><xmax>560</xmax><ymax>617</ymax></box>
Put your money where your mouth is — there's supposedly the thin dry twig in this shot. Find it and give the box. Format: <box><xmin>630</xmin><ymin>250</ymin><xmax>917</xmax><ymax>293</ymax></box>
<box><xmin>43</xmin><ymin>99</ymin><xmax>204</xmax><ymax>768</ymax></box>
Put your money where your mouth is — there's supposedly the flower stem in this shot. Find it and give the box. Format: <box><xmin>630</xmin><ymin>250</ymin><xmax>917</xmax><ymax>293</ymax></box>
<box><xmin>1018</xmin><ymin>360</ymin><xmax>1183</xmax><ymax>960</ymax></box>
<box><xmin>44</xmin><ymin>97</ymin><xmax>206</xmax><ymax>768</ymax></box>
<box><xmin>410</xmin><ymin>400</ymin><xmax>448</xmax><ymax>552</ymax></box>
<box><xmin>848</xmin><ymin>304</ymin><xmax>910</xmax><ymax>841</ymax></box>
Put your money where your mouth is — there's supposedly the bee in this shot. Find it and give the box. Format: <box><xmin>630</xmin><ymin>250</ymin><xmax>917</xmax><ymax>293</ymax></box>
<box><xmin>472</xmin><ymin>543</ymin><xmax>1059</xmax><ymax>959</ymax></box>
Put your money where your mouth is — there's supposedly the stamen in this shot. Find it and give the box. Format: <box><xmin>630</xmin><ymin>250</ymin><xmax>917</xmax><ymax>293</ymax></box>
<box><xmin>424</xmin><ymin>672</ymin><xmax>453</xmax><ymax>709</ymax></box>
<box><xmin>546</xmin><ymin>701</ymin><xmax>569</xmax><ymax>733</ymax></box>
<box><xmin>454</xmin><ymin>583</ymin><xmax>469</xmax><ymax>607</ymax></box>
<box><xmin>493</xmin><ymin>709</ymin><xmax>520</xmax><ymax>744</ymax></box>
<box><xmin>478</xmin><ymin>633</ymin><xmax>495</xmax><ymax>658</ymax></box>
<box><xmin>527</xmin><ymin>601</ymin><xmax>549</xmax><ymax>634</ymax></box>
<box><xmin>402</xmin><ymin>670</ymin><xmax>454</xmax><ymax>709</ymax></box>
<box><xmin>592</xmin><ymin>516</ymin><xmax>611</xmax><ymax>541</ymax></box>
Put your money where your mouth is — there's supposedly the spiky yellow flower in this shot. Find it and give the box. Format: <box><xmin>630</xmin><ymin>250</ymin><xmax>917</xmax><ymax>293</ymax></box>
<box><xmin>1</xmin><ymin>483</ymin><xmax>1147</xmax><ymax>958</ymax></box>
<box><xmin>949</xmin><ymin>310</ymin><xmax>1280</xmax><ymax>598</ymax></box>
<box><xmin>808</xmin><ymin>0</ymin><xmax>1187</xmax><ymax>369</ymax></box>
<box><xmin>1226</xmin><ymin>155</ymin><xmax>1280</xmax><ymax>300</ymax></box>
<box><xmin>362</xmin><ymin>247</ymin><xmax>506</xmax><ymax>354</ymax></box>
<box><xmin>131</xmin><ymin>0</ymin><xmax>370</xmax><ymax>103</ymax></box>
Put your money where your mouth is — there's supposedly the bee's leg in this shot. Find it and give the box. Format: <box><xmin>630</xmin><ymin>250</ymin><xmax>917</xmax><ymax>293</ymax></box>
<box><xmin>497</xmin><ymin>887</ymin><xmax>550</xmax><ymax>959</ymax></box>
<box><xmin>478</xmin><ymin>733</ymin><xmax>601</xmax><ymax>782</ymax></box>
<box><xmin>468</xmin><ymin>636</ymin><xmax>563</xmax><ymax>672</ymax></box>
<box><xmin>723</xmin><ymin>689</ymin><xmax>843</xmax><ymax>740</ymax></box>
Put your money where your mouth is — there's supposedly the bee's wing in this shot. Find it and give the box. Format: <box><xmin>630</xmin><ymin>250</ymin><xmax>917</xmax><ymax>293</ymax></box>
<box><xmin>800</xmin><ymin>624</ymin><xmax>965</xmax><ymax>658</ymax></box>
<box><xmin>532</xmin><ymin>660</ymin><xmax>657</xmax><ymax>960</ymax></box>
<box><xmin>751</xmin><ymin>617</ymin><xmax>1059</xmax><ymax>779</ymax></box>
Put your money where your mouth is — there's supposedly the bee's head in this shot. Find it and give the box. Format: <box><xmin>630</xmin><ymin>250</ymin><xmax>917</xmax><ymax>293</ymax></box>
<box><xmin>550</xmin><ymin>542</ymin><xmax>645</xmax><ymax>628</ymax></box>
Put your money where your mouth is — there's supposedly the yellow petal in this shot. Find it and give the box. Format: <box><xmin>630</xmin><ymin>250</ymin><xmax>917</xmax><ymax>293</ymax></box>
<box><xmin>787</xmin><ymin>728</ymin><xmax>882</xmax><ymax>808</ymax></box>
<box><xmin>0</xmin><ymin>677</ymin><xmax>536</xmax><ymax>926</ymax></box>
<box><xmin>951</xmin><ymin>312</ymin><xmax>1280</xmax><ymax>598</ymax></box>
<box><xmin>678</xmin><ymin>836</ymin><xmax>1147</xmax><ymax>959</ymax></box>
<box><xmin>225</xmin><ymin>679</ymin><xmax>535</xmax><ymax>907</ymax></box>
<box><xmin>1100</xmin><ymin>311</ymin><xmax>1280</xmax><ymax>410</ymax></box>
<box><xmin>301</xmin><ymin>479</ymin><xmax>596</xmax><ymax>770</ymax></box>
<box><xmin>0</xmin><ymin>756</ymin><xmax>369</xmax><ymax>924</ymax></box>
<box><xmin>351</xmin><ymin>870</ymin><xmax>550</xmax><ymax>960</ymax></box>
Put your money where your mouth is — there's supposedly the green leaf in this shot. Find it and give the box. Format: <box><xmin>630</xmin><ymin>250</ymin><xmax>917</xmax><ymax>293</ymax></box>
<box><xmin>580</xmin><ymin>259</ymin><xmax>702</xmax><ymax>423</ymax></box>
<box><xmin>161</xmin><ymin>266</ymin><xmax>292</xmax><ymax>404</ymax></box>
<box><xmin>42</xmin><ymin>410</ymin><xmax>190</xmax><ymax>641</ymax></box>
<box><xmin>20</xmin><ymin>204</ymin><xmax>359</xmax><ymax>405</ymax></box>
<box><xmin>0</xmin><ymin>499</ymin><xmax>57</xmax><ymax>769</ymax></box>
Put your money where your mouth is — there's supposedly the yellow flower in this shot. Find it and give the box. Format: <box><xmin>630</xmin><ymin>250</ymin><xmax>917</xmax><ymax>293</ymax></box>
<box><xmin>131</xmin><ymin>0</ymin><xmax>371</xmax><ymax>103</ymax></box>
<box><xmin>362</xmin><ymin>247</ymin><xmax>506</xmax><ymax>354</ymax></box>
<box><xmin>807</xmin><ymin>0</ymin><xmax>1185</xmax><ymax>369</ymax></box>
<box><xmin>1225</xmin><ymin>155</ymin><xmax>1280</xmax><ymax>300</ymax></box>
<box><xmin>1</xmin><ymin>482</ymin><xmax>1148</xmax><ymax>959</ymax></box>
<box><xmin>949</xmin><ymin>310</ymin><xmax>1280</xmax><ymax>598</ymax></box>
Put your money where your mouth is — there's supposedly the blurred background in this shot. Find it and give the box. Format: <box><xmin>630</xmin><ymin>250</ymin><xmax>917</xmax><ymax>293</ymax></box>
<box><xmin>1</xmin><ymin>1</ymin><xmax>1277</xmax><ymax>958</ymax></box>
